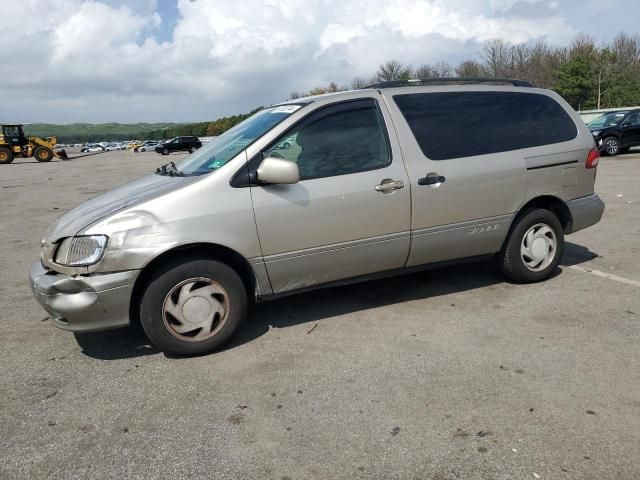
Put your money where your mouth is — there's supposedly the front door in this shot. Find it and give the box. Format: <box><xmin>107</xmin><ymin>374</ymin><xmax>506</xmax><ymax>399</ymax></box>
<box><xmin>250</xmin><ymin>98</ymin><xmax>411</xmax><ymax>293</ymax></box>
<box><xmin>621</xmin><ymin>112</ymin><xmax>640</xmax><ymax>146</ymax></box>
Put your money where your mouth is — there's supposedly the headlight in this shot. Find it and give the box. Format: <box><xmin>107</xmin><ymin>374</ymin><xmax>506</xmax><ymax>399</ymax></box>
<box><xmin>591</xmin><ymin>131</ymin><xmax>600</xmax><ymax>136</ymax></box>
<box><xmin>54</xmin><ymin>235</ymin><xmax>108</xmax><ymax>266</ymax></box>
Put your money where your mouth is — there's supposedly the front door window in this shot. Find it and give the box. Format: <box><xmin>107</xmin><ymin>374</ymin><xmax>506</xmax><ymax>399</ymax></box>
<box><xmin>264</xmin><ymin>99</ymin><xmax>391</xmax><ymax>180</ymax></box>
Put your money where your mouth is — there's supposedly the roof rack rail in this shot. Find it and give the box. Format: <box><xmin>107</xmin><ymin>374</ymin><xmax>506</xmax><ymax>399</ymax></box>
<box><xmin>365</xmin><ymin>77</ymin><xmax>533</xmax><ymax>89</ymax></box>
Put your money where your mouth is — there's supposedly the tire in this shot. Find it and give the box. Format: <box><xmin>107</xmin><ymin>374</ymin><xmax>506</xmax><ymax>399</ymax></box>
<box><xmin>140</xmin><ymin>258</ymin><xmax>247</xmax><ymax>356</ymax></box>
<box><xmin>162</xmin><ymin>147</ymin><xmax>169</xmax><ymax>155</ymax></box>
<box><xmin>33</xmin><ymin>146</ymin><xmax>54</xmax><ymax>162</ymax></box>
<box><xmin>188</xmin><ymin>147</ymin><xmax>195</xmax><ymax>154</ymax></box>
<box><xmin>603</xmin><ymin>136</ymin><xmax>620</xmax><ymax>156</ymax></box>
<box><xmin>499</xmin><ymin>208</ymin><xmax>564</xmax><ymax>283</ymax></box>
<box><xmin>0</xmin><ymin>147</ymin><xmax>14</xmax><ymax>164</ymax></box>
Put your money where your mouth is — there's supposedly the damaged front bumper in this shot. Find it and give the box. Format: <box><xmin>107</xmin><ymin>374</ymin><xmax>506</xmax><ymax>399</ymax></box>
<box><xmin>29</xmin><ymin>262</ymin><xmax>139</xmax><ymax>332</ymax></box>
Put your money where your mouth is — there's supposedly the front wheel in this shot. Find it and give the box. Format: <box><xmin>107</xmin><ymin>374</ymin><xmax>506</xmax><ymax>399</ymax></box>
<box><xmin>162</xmin><ymin>147</ymin><xmax>169</xmax><ymax>155</ymax></box>
<box><xmin>140</xmin><ymin>258</ymin><xmax>247</xmax><ymax>356</ymax></box>
<box><xmin>499</xmin><ymin>208</ymin><xmax>564</xmax><ymax>283</ymax></box>
<box><xmin>603</xmin><ymin>136</ymin><xmax>620</xmax><ymax>156</ymax></box>
<box><xmin>33</xmin><ymin>146</ymin><xmax>54</xmax><ymax>162</ymax></box>
<box><xmin>188</xmin><ymin>146</ymin><xmax>195</xmax><ymax>154</ymax></box>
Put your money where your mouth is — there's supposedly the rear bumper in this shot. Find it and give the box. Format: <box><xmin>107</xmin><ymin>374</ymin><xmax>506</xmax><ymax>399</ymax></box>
<box><xmin>567</xmin><ymin>193</ymin><xmax>605</xmax><ymax>233</ymax></box>
<box><xmin>29</xmin><ymin>262</ymin><xmax>139</xmax><ymax>332</ymax></box>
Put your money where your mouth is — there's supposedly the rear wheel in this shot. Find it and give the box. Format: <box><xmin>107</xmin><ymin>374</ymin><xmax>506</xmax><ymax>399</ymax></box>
<box><xmin>140</xmin><ymin>258</ymin><xmax>247</xmax><ymax>356</ymax></box>
<box><xmin>499</xmin><ymin>208</ymin><xmax>564</xmax><ymax>283</ymax></box>
<box><xmin>603</xmin><ymin>136</ymin><xmax>620</xmax><ymax>156</ymax></box>
<box><xmin>33</xmin><ymin>146</ymin><xmax>54</xmax><ymax>162</ymax></box>
<box><xmin>0</xmin><ymin>147</ymin><xmax>14</xmax><ymax>164</ymax></box>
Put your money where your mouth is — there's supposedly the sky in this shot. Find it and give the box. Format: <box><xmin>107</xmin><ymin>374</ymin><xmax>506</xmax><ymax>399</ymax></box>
<box><xmin>2</xmin><ymin>0</ymin><xmax>639</xmax><ymax>124</ymax></box>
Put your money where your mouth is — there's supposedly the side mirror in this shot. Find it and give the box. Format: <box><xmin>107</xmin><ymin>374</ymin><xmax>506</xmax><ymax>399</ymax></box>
<box><xmin>257</xmin><ymin>156</ymin><xmax>300</xmax><ymax>185</ymax></box>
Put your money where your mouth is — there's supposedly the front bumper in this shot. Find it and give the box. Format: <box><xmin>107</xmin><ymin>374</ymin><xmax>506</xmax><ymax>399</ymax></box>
<box><xmin>29</xmin><ymin>263</ymin><xmax>140</xmax><ymax>332</ymax></box>
<box><xmin>566</xmin><ymin>193</ymin><xmax>605</xmax><ymax>234</ymax></box>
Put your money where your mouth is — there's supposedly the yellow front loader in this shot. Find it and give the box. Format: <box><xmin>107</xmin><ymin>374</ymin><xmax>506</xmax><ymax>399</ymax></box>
<box><xmin>0</xmin><ymin>124</ymin><xmax>69</xmax><ymax>164</ymax></box>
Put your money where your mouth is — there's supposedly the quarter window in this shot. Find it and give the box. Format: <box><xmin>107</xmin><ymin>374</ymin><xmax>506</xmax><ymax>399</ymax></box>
<box><xmin>393</xmin><ymin>92</ymin><xmax>578</xmax><ymax>160</ymax></box>
<box><xmin>264</xmin><ymin>99</ymin><xmax>391</xmax><ymax>180</ymax></box>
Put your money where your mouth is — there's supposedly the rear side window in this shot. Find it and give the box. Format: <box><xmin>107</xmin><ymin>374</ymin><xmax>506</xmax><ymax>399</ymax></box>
<box><xmin>393</xmin><ymin>91</ymin><xmax>577</xmax><ymax>160</ymax></box>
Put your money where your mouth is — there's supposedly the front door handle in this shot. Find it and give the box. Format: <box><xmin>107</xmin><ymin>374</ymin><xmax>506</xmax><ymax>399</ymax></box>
<box><xmin>375</xmin><ymin>179</ymin><xmax>405</xmax><ymax>193</ymax></box>
<box><xmin>418</xmin><ymin>174</ymin><xmax>446</xmax><ymax>186</ymax></box>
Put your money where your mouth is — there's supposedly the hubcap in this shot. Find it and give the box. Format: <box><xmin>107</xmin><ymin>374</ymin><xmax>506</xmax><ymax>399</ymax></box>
<box><xmin>605</xmin><ymin>138</ymin><xmax>619</xmax><ymax>155</ymax></box>
<box><xmin>162</xmin><ymin>277</ymin><xmax>230</xmax><ymax>342</ymax></box>
<box><xmin>520</xmin><ymin>223</ymin><xmax>557</xmax><ymax>272</ymax></box>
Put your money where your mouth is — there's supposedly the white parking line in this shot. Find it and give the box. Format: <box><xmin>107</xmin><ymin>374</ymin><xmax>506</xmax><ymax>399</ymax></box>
<box><xmin>568</xmin><ymin>265</ymin><xmax>640</xmax><ymax>288</ymax></box>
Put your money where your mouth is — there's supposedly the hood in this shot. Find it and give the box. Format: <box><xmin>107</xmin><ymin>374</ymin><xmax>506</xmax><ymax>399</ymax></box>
<box><xmin>48</xmin><ymin>173</ymin><xmax>193</xmax><ymax>241</ymax></box>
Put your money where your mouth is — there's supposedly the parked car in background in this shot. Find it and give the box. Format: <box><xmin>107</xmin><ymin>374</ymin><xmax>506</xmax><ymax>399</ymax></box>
<box><xmin>588</xmin><ymin>109</ymin><xmax>640</xmax><ymax>156</ymax></box>
<box><xmin>30</xmin><ymin>79</ymin><xmax>604</xmax><ymax>356</ymax></box>
<box><xmin>105</xmin><ymin>144</ymin><xmax>122</xmax><ymax>151</ymax></box>
<box><xmin>140</xmin><ymin>141</ymin><xmax>159</xmax><ymax>152</ymax></box>
<box><xmin>155</xmin><ymin>136</ymin><xmax>202</xmax><ymax>155</ymax></box>
<box><xmin>80</xmin><ymin>144</ymin><xmax>104</xmax><ymax>152</ymax></box>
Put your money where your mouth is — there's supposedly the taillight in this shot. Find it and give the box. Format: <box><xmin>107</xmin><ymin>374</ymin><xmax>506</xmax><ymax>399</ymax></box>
<box><xmin>586</xmin><ymin>147</ymin><xmax>600</xmax><ymax>169</ymax></box>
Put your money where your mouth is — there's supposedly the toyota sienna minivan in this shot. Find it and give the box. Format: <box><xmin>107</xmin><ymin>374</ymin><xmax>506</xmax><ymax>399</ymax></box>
<box><xmin>30</xmin><ymin>79</ymin><xmax>605</xmax><ymax>356</ymax></box>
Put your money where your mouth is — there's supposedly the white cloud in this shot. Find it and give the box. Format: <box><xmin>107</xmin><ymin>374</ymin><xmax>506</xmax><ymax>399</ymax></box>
<box><xmin>0</xmin><ymin>0</ymin><xmax>623</xmax><ymax>123</ymax></box>
<box><xmin>319</xmin><ymin>23</ymin><xmax>367</xmax><ymax>52</ymax></box>
<box><xmin>52</xmin><ymin>2</ymin><xmax>153</xmax><ymax>63</ymax></box>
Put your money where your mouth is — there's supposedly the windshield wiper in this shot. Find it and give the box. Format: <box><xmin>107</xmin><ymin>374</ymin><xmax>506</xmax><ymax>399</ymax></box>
<box><xmin>156</xmin><ymin>161</ymin><xmax>184</xmax><ymax>177</ymax></box>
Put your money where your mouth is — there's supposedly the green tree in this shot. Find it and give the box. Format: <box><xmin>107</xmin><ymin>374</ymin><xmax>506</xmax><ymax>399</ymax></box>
<box><xmin>554</xmin><ymin>56</ymin><xmax>594</xmax><ymax>109</ymax></box>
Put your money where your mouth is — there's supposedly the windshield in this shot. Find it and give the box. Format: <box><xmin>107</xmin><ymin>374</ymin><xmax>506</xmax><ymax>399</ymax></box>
<box><xmin>174</xmin><ymin>104</ymin><xmax>304</xmax><ymax>176</ymax></box>
<box><xmin>588</xmin><ymin>112</ymin><xmax>628</xmax><ymax>128</ymax></box>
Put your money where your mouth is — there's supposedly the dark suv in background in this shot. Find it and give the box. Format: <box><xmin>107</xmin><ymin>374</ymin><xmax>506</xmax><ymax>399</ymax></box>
<box><xmin>155</xmin><ymin>136</ymin><xmax>202</xmax><ymax>155</ymax></box>
<box><xmin>588</xmin><ymin>109</ymin><xmax>640</xmax><ymax>156</ymax></box>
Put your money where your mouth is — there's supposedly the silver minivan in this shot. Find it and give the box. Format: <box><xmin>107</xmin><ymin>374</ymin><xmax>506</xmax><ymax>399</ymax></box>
<box><xmin>30</xmin><ymin>79</ymin><xmax>605</xmax><ymax>355</ymax></box>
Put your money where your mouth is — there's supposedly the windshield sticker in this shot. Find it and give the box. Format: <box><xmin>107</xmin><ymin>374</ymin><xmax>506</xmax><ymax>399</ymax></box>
<box><xmin>271</xmin><ymin>105</ymin><xmax>302</xmax><ymax>114</ymax></box>
<box><xmin>207</xmin><ymin>158</ymin><xmax>226</xmax><ymax>169</ymax></box>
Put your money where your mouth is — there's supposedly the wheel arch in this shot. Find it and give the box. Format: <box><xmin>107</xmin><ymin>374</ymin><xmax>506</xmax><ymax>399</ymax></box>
<box><xmin>129</xmin><ymin>242</ymin><xmax>258</xmax><ymax>327</ymax></box>
<box><xmin>602</xmin><ymin>132</ymin><xmax>622</xmax><ymax>141</ymax></box>
<box><xmin>506</xmin><ymin>195</ymin><xmax>573</xmax><ymax>245</ymax></box>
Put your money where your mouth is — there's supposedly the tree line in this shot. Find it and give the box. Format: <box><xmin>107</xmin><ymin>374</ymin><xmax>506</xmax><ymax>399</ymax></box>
<box><xmin>290</xmin><ymin>32</ymin><xmax>640</xmax><ymax>111</ymax></box>
<box><xmin>144</xmin><ymin>108</ymin><xmax>263</xmax><ymax>140</ymax></box>
<box><xmin>31</xmin><ymin>109</ymin><xmax>263</xmax><ymax>143</ymax></box>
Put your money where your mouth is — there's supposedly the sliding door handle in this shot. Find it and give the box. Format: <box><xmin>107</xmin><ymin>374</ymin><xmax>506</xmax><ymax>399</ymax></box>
<box><xmin>418</xmin><ymin>175</ymin><xmax>445</xmax><ymax>186</ymax></box>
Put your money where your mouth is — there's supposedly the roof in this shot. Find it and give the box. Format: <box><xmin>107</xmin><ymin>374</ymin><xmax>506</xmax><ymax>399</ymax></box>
<box><xmin>365</xmin><ymin>77</ymin><xmax>533</xmax><ymax>88</ymax></box>
<box><xmin>276</xmin><ymin>77</ymin><xmax>535</xmax><ymax>106</ymax></box>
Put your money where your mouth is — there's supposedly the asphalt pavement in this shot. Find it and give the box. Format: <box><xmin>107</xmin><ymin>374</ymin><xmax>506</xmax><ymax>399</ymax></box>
<box><xmin>0</xmin><ymin>148</ymin><xmax>639</xmax><ymax>479</ymax></box>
